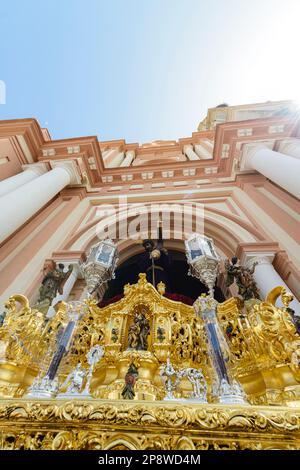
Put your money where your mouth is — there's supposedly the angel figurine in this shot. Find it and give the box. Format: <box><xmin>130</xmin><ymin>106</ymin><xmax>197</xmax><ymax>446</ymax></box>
<box><xmin>60</xmin><ymin>363</ymin><xmax>86</xmax><ymax>395</ymax></box>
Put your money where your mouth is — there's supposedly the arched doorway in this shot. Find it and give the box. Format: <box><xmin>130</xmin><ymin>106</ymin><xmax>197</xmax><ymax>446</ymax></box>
<box><xmin>102</xmin><ymin>249</ymin><xmax>225</xmax><ymax>305</ymax></box>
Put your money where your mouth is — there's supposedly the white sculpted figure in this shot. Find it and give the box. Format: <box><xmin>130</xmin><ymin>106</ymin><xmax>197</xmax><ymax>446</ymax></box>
<box><xmin>177</xmin><ymin>367</ymin><xmax>207</xmax><ymax>402</ymax></box>
<box><xmin>58</xmin><ymin>345</ymin><xmax>104</xmax><ymax>399</ymax></box>
<box><xmin>83</xmin><ymin>345</ymin><xmax>104</xmax><ymax>394</ymax></box>
<box><xmin>185</xmin><ymin>368</ymin><xmax>207</xmax><ymax>401</ymax></box>
<box><xmin>87</xmin><ymin>344</ymin><xmax>104</xmax><ymax>367</ymax></box>
<box><xmin>285</xmin><ymin>340</ymin><xmax>300</xmax><ymax>368</ymax></box>
<box><xmin>161</xmin><ymin>360</ymin><xmax>207</xmax><ymax>402</ymax></box>
<box><xmin>160</xmin><ymin>358</ymin><xmax>180</xmax><ymax>400</ymax></box>
<box><xmin>61</xmin><ymin>363</ymin><xmax>86</xmax><ymax>395</ymax></box>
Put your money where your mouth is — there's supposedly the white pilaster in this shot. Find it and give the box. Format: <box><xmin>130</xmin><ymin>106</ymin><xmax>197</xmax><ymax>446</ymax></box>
<box><xmin>0</xmin><ymin>163</ymin><xmax>48</xmax><ymax>198</ymax></box>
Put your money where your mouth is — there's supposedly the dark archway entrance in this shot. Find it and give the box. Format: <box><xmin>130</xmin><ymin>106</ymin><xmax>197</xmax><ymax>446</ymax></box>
<box><xmin>102</xmin><ymin>250</ymin><xmax>225</xmax><ymax>304</ymax></box>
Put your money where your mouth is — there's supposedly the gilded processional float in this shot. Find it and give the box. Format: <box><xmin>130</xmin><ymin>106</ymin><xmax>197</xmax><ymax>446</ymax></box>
<box><xmin>0</xmin><ymin>235</ymin><xmax>300</xmax><ymax>450</ymax></box>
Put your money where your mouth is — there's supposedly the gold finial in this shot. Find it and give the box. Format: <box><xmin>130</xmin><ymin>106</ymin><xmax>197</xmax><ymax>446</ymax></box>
<box><xmin>138</xmin><ymin>273</ymin><xmax>147</xmax><ymax>284</ymax></box>
<box><xmin>157</xmin><ymin>281</ymin><xmax>166</xmax><ymax>296</ymax></box>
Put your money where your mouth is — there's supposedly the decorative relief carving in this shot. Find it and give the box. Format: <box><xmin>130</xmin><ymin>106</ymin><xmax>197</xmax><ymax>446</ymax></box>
<box><xmin>0</xmin><ymin>400</ymin><xmax>300</xmax><ymax>450</ymax></box>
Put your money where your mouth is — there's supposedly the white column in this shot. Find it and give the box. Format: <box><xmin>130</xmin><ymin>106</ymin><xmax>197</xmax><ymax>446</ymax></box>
<box><xmin>47</xmin><ymin>264</ymin><xmax>80</xmax><ymax>318</ymax></box>
<box><xmin>277</xmin><ymin>138</ymin><xmax>300</xmax><ymax>160</ymax></box>
<box><xmin>242</xmin><ymin>145</ymin><xmax>300</xmax><ymax>198</ymax></box>
<box><xmin>0</xmin><ymin>166</ymin><xmax>71</xmax><ymax>244</ymax></box>
<box><xmin>107</xmin><ymin>152</ymin><xmax>125</xmax><ymax>168</ymax></box>
<box><xmin>194</xmin><ymin>144</ymin><xmax>212</xmax><ymax>160</ymax></box>
<box><xmin>246</xmin><ymin>256</ymin><xmax>300</xmax><ymax>313</ymax></box>
<box><xmin>120</xmin><ymin>150</ymin><xmax>135</xmax><ymax>167</ymax></box>
<box><xmin>103</xmin><ymin>148</ymin><xmax>125</xmax><ymax>168</ymax></box>
<box><xmin>0</xmin><ymin>163</ymin><xmax>47</xmax><ymax>198</ymax></box>
<box><xmin>183</xmin><ymin>144</ymin><xmax>200</xmax><ymax>161</ymax></box>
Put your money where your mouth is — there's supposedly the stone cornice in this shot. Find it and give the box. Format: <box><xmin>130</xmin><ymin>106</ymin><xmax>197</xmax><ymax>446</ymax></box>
<box><xmin>0</xmin><ymin>118</ymin><xmax>46</xmax><ymax>161</ymax></box>
<box><xmin>51</xmin><ymin>250</ymin><xmax>86</xmax><ymax>263</ymax></box>
<box><xmin>235</xmin><ymin>242</ymin><xmax>281</xmax><ymax>264</ymax></box>
<box><xmin>0</xmin><ymin>114</ymin><xmax>299</xmax><ymax>190</ymax></box>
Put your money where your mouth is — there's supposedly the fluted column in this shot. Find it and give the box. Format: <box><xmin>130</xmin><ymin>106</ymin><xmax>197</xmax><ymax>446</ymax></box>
<box><xmin>47</xmin><ymin>264</ymin><xmax>80</xmax><ymax>318</ymax></box>
<box><xmin>241</xmin><ymin>144</ymin><xmax>300</xmax><ymax>198</ymax></box>
<box><xmin>246</xmin><ymin>256</ymin><xmax>300</xmax><ymax>313</ymax></box>
<box><xmin>0</xmin><ymin>163</ymin><xmax>47</xmax><ymax>198</ymax></box>
<box><xmin>0</xmin><ymin>166</ymin><xmax>72</xmax><ymax>244</ymax></box>
<box><xmin>183</xmin><ymin>144</ymin><xmax>200</xmax><ymax>161</ymax></box>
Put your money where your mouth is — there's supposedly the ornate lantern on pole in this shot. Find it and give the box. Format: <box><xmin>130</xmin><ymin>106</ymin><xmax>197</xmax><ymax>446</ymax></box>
<box><xmin>185</xmin><ymin>233</ymin><xmax>219</xmax><ymax>298</ymax></box>
<box><xmin>81</xmin><ymin>239</ymin><xmax>119</xmax><ymax>297</ymax></box>
<box><xmin>185</xmin><ymin>234</ymin><xmax>247</xmax><ymax>404</ymax></box>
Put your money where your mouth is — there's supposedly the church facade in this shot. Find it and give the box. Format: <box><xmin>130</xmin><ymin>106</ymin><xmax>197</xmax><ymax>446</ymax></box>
<box><xmin>0</xmin><ymin>100</ymin><xmax>300</xmax><ymax>450</ymax></box>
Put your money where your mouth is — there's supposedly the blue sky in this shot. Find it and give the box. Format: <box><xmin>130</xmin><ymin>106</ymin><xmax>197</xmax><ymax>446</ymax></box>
<box><xmin>0</xmin><ymin>0</ymin><xmax>300</xmax><ymax>143</ymax></box>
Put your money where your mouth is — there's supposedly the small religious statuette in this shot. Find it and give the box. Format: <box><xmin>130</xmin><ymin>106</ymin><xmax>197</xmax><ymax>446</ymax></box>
<box><xmin>225</xmin><ymin>257</ymin><xmax>260</xmax><ymax>301</ymax></box>
<box><xmin>157</xmin><ymin>326</ymin><xmax>165</xmax><ymax>342</ymax></box>
<box><xmin>121</xmin><ymin>363</ymin><xmax>139</xmax><ymax>400</ymax></box>
<box><xmin>127</xmin><ymin>322</ymin><xmax>139</xmax><ymax>350</ymax></box>
<box><xmin>127</xmin><ymin>309</ymin><xmax>150</xmax><ymax>351</ymax></box>
<box><xmin>57</xmin><ymin>345</ymin><xmax>104</xmax><ymax>399</ymax></box>
<box><xmin>60</xmin><ymin>363</ymin><xmax>86</xmax><ymax>395</ymax></box>
<box><xmin>111</xmin><ymin>327</ymin><xmax>119</xmax><ymax>343</ymax></box>
<box><xmin>82</xmin><ymin>344</ymin><xmax>104</xmax><ymax>395</ymax></box>
<box><xmin>160</xmin><ymin>358</ymin><xmax>180</xmax><ymax>400</ymax></box>
<box><xmin>177</xmin><ymin>368</ymin><xmax>208</xmax><ymax>402</ymax></box>
<box><xmin>35</xmin><ymin>260</ymin><xmax>73</xmax><ymax>312</ymax></box>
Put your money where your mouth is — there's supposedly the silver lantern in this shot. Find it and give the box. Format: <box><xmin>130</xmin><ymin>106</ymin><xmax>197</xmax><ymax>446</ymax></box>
<box><xmin>185</xmin><ymin>233</ymin><xmax>220</xmax><ymax>298</ymax></box>
<box><xmin>81</xmin><ymin>239</ymin><xmax>118</xmax><ymax>296</ymax></box>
